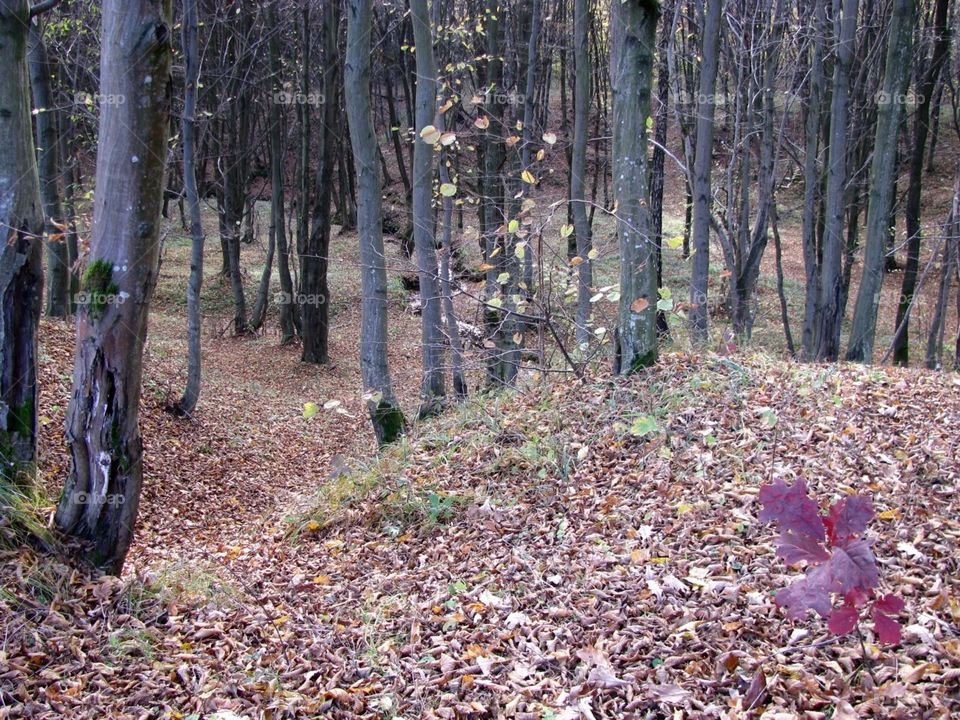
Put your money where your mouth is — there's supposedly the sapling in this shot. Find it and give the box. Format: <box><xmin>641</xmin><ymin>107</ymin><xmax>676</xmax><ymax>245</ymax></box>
<box><xmin>759</xmin><ymin>479</ymin><xmax>904</xmax><ymax>644</ymax></box>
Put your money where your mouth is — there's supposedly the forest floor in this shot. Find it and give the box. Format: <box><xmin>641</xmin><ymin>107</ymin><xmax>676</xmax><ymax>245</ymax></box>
<box><xmin>4</xmin><ymin>141</ymin><xmax>960</xmax><ymax>718</ymax></box>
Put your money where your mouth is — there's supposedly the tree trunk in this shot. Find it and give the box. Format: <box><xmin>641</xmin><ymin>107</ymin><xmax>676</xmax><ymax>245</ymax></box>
<box><xmin>177</xmin><ymin>0</ymin><xmax>204</xmax><ymax>416</ymax></box>
<box><xmin>845</xmin><ymin>0</ymin><xmax>915</xmax><ymax>362</ymax></box>
<box><xmin>815</xmin><ymin>0</ymin><xmax>858</xmax><ymax>361</ymax></box>
<box><xmin>0</xmin><ymin>0</ymin><xmax>44</xmax><ymax>481</ymax></box>
<box><xmin>800</xmin><ymin>0</ymin><xmax>826</xmax><ymax>359</ymax></box>
<box><xmin>925</xmin><ymin>178</ymin><xmax>957</xmax><ymax>369</ymax></box>
<box><xmin>301</xmin><ymin>0</ymin><xmax>337</xmax><ymax>365</ymax></box>
<box><xmin>571</xmin><ymin>0</ymin><xmax>593</xmax><ymax>347</ymax></box>
<box><xmin>689</xmin><ymin>0</ymin><xmax>721</xmax><ymax>346</ymax></box>
<box><xmin>410</xmin><ymin>0</ymin><xmax>446</xmax><ymax>416</ymax></box>
<box><xmin>612</xmin><ymin>0</ymin><xmax>659</xmax><ymax>374</ymax></box>
<box><xmin>55</xmin><ymin>0</ymin><xmax>172</xmax><ymax>574</ymax></box>
<box><xmin>267</xmin><ymin>0</ymin><xmax>295</xmax><ymax>344</ymax></box>
<box><xmin>345</xmin><ymin>0</ymin><xmax>405</xmax><ymax>444</ymax></box>
<box><xmin>892</xmin><ymin>0</ymin><xmax>951</xmax><ymax>366</ymax></box>
<box><xmin>28</xmin><ymin>20</ymin><xmax>69</xmax><ymax>317</ymax></box>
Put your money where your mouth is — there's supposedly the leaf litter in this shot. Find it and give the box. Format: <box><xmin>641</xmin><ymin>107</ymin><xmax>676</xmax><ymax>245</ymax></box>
<box><xmin>3</xmin><ymin>323</ymin><xmax>960</xmax><ymax>718</ymax></box>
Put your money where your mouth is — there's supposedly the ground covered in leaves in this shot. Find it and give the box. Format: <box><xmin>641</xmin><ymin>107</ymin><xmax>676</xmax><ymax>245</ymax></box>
<box><xmin>4</xmin><ymin>321</ymin><xmax>960</xmax><ymax>718</ymax></box>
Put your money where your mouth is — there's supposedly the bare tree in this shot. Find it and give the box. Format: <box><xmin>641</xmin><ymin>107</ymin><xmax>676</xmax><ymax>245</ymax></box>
<box><xmin>176</xmin><ymin>0</ymin><xmax>205</xmax><ymax>416</ymax></box>
<box><xmin>410</xmin><ymin>0</ymin><xmax>446</xmax><ymax>416</ymax></box>
<box><xmin>688</xmin><ymin>0</ymin><xmax>721</xmax><ymax>345</ymax></box>
<box><xmin>845</xmin><ymin>0</ymin><xmax>916</xmax><ymax>362</ymax></box>
<box><xmin>345</xmin><ymin>0</ymin><xmax>405</xmax><ymax>443</ymax></box>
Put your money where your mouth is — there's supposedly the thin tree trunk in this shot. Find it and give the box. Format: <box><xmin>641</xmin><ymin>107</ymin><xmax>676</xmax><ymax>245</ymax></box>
<box><xmin>689</xmin><ymin>0</ymin><xmax>721</xmax><ymax>346</ymax></box>
<box><xmin>571</xmin><ymin>0</ymin><xmax>593</xmax><ymax>347</ymax></box>
<box><xmin>177</xmin><ymin>0</ymin><xmax>205</xmax><ymax>416</ymax></box>
<box><xmin>55</xmin><ymin>0</ymin><xmax>172</xmax><ymax>573</ymax></box>
<box><xmin>410</xmin><ymin>0</ymin><xmax>446</xmax><ymax>416</ymax></box>
<box><xmin>301</xmin><ymin>0</ymin><xmax>338</xmax><ymax>365</ymax></box>
<box><xmin>28</xmin><ymin>20</ymin><xmax>69</xmax><ymax>317</ymax></box>
<box><xmin>925</xmin><ymin>183</ymin><xmax>958</xmax><ymax>369</ymax></box>
<box><xmin>800</xmin><ymin>0</ymin><xmax>826</xmax><ymax>359</ymax></box>
<box><xmin>892</xmin><ymin>0</ymin><xmax>951</xmax><ymax>366</ymax></box>
<box><xmin>267</xmin><ymin>0</ymin><xmax>294</xmax><ymax>344</ymax></box>
<box><xmin>815</xmin><ymin>0</ymin><xmax>858</xmax><ymax>361</ymax></box>
<box><xmin>612</xmin><ymin>0</ymin><xmax>658</xmax><ymax>374</ymax></box>
<box><xmin>345</xmin><ymin>0</ymin><xmax>405</xmax><ymax>444</ymax></box>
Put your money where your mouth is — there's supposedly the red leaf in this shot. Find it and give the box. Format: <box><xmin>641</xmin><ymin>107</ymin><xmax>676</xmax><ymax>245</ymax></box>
<box><xmin>873</xmin><ymin>610</ymin><xmax>902</xmax><ymax>645</ymax></box>
<box><xmin>824</xmin><ymin>495</ymin><xmax>874</xmax><ymax>545</ymax></box>
<box><xmin>830</xmin><ymin>540</ymin><xmax>879</xmax><ymax>594</ymax></box>
<box><xmin>776</xmin><ymin>566</ymin><xmax>835</xmax><ymax>619</ymax></box>
<box><xmin>874</xmin><ymin>594</ymin><xmax>904</xmax><ymax>615</ymax></box>
<box><xmin>774</xmin><ymin>529</ymin><xmax>830</xmax><ymax>565</ymax></box>
<box><xmin>759</xmin><ymin>479</ymin><xmax>825</xmax><ymax>541</ymax></box>
<box><xmin>827</xmin><ymin>606</ymin><xmax>859</xmax><ymax>635</ymax></box>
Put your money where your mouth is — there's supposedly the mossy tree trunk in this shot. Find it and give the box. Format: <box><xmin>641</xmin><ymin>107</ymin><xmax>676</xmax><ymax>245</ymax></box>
<box><xmin>55</xmin><ymin>0</ymin><xmax>172</xmax><ymax>574</ymax></box>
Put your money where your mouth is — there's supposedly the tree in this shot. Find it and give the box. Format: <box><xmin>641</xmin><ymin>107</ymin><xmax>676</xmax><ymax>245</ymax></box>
<box><xmin>301</xmin><ymin>0</ymin><xmax>339</xmax><ymax>365</ymax></box>
<box><xmin>28</xmin><ymin>16</ymin><xmax>69</xmax><ymax>317</ymax></box>
<box><xmin>845</xmin><ymin>0</ymin><xmax>916</xmax><ymax>363</ymax></box>
<box><xmin>0</xmin><ymin>0</ymin><xmax>45</xmax><ymax>482</ymax></box>
<box><xmin>345</xmin><ymin>0</ymin><xmax>405</xmax><ymax>444</ymax></box>
<box><xmin>176</xmin><ymin>0</ymin><xmax>205</xmax><ymax>416</ymax></box>
<box><xmin>815</xmin><ymin>0</ymin><xmax>858</xmax><ymax>361</ymax></box>
<box><xmin>410</xmin><ymin>0</ymin><xmax>446</xmax><ymax>416</ymax></box>
<box><xmin>55</xmin><ymin>0</ymin><xmax>173</xmax><ymax>573</ymax></box>
<box><xmin>688</xmin><ymin>0</ymin><xmax>720</xmax><ymax>345</ymax></box>
<box><xmin>571</xmin><ymin>0</ymin><xmax>593</xmax><ymax>347</ymax></box>
<box><xmin>612</xmin><ymin>0</ymin><xmax>659</xmax><ymax>374</ymax></box>
<box><xmin>891</xmin><ymin>0</ymin><xmax>952</xmax><ymax>366</ymax></box>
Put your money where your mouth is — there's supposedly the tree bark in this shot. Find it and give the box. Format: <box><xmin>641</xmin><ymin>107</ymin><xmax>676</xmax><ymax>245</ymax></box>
<box><xmin>845</xmin><ymin>0</ymin><xmax>915</xmax><ymax>362</ymax></box>
<box><xmin>612</xmin><ymin>0</ymin><xmax>659</xmax><ymax>374</ymax></box>
<box><xmin>55</xmin><ymin>0</ymin><xmax>172</xmax><ymax>573</ymax></box>
<box><xmin>0</xmin><ymin>0</ymin><xmax>44</xmax><ymax>480</ymax></box>
<box><xmin>345</xmin><ymin>0</ymin><xmax>405</xmax><ymax>444</ymax></box>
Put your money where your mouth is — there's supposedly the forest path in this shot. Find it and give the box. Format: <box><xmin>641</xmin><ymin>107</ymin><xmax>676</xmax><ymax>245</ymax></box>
<box><xmin>37</xmin><ymin>238</ymin><xmax>426</xmax><ymax>578</ymax></box>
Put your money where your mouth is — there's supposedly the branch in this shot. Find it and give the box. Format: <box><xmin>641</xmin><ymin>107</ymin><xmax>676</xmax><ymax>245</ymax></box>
<box><xmin>30</xmin><ymin>0</ymin><xmax>63</xmax><ymax>18</ymax></box>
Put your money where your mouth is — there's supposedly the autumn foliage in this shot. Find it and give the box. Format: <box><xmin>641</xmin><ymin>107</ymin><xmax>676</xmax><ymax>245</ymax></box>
<box><xmin>759</xmin><ymin>479</ymin><xmax>904</xmax><ymax>644</ymax></box>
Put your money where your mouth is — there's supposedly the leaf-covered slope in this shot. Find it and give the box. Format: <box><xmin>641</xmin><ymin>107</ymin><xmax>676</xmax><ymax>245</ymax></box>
<box><xmin>5</xmin><ymin>352</ymin><xmax>960</xmax><ymax>718</ymax></box>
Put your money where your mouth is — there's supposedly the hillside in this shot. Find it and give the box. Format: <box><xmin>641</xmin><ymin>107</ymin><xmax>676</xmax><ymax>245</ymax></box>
<box><xmin>4</xmin><ymin>321</ymin><xmax>959</xmax><ymax>718</ymax></box>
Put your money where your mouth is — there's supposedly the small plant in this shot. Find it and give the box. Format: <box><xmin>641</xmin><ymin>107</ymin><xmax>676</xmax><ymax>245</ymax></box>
<box><xmin>759</xmin><ymin>479</ymin><xmax>903</xmax><ymax>644</ymax></box>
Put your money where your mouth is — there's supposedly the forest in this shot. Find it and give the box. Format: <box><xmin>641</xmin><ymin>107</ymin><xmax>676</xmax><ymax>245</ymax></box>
<box><xmin>1</xmin><ymin>0</ymin><xmax>959</xmax><ymax>717</ymax></box>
